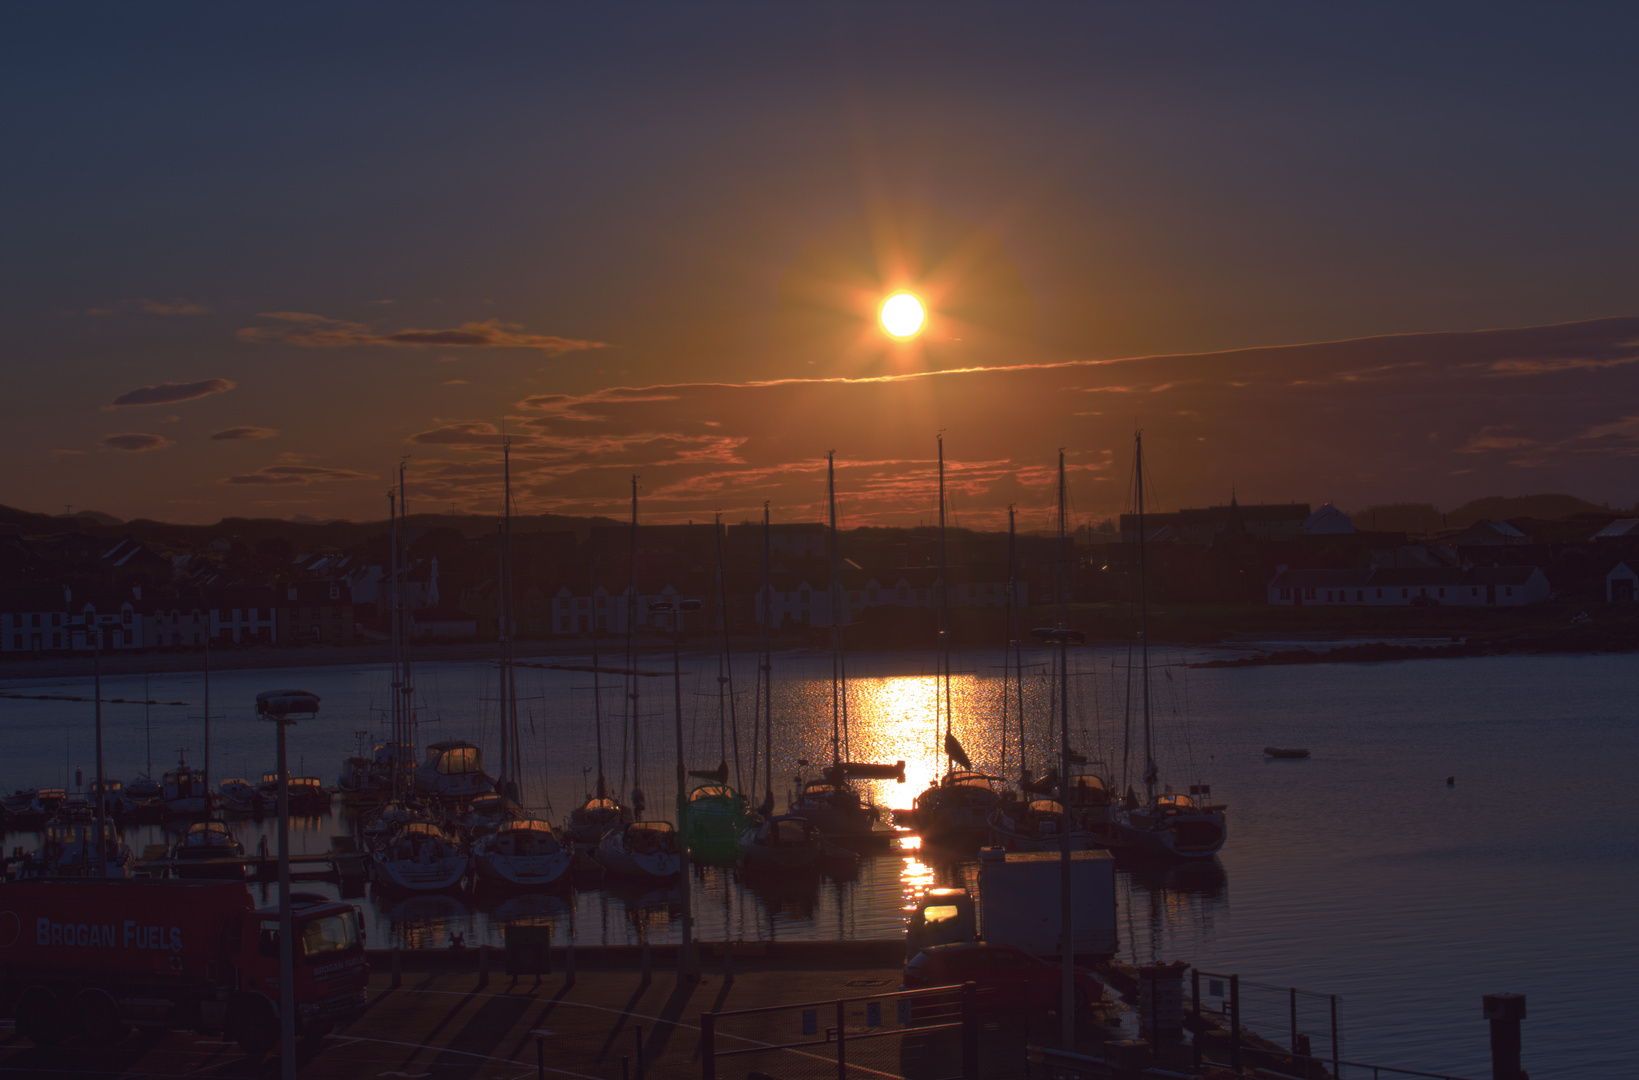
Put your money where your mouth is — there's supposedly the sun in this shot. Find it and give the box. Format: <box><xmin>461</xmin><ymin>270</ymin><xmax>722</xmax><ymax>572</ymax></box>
<box><xmin>879</xmin><ymin>292</ymin><xmax>926</xmax><ymax>338</ymax></box>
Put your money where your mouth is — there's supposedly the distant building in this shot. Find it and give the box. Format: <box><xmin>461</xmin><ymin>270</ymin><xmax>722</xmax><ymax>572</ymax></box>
<box><xmin>1303</xmin><ymin>504</ymin><xmax>1355</xmax><ymax>535</ymax></box>
<box><xmin>1121</xmin><ymin>498</ymin><xmax>1309</xmax><ymax>545</ymax></box>
<box><xmin>1267</xmin><ymin>565</ymin><xmax>1550</xmax><ymax>606</ymax></box>
<box><xmin>1607</xmin><ymin>562</ymin><xmax>1636</xmax><ymax>602</ymax></box>
<box><xmin>1453</xmin><ymin>520</ymin><xmax>1532</xmax><ymax>547</ymax></box>
<box><xmin>1592</xmin><ymin>519</ymin><xmax>1639</xmax><ymax>541</ymax></box>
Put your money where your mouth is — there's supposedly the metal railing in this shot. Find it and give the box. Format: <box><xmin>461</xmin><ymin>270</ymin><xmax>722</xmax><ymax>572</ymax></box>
<box><xmin>701</xmin><ymin>981</ymin><xmax>978</xmax><ymax>1080</ymax></box>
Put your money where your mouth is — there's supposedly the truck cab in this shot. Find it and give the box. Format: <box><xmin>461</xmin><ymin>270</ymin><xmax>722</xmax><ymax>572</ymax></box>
<box><xmin>227</xmin><ymin>894</ymin><xmax>368</xmax><ymax>1050</ymax></box>
<box><xmin>905</xmin><ymin>886</ymin><xmax>977</xmax><ymax>959</ymax></box>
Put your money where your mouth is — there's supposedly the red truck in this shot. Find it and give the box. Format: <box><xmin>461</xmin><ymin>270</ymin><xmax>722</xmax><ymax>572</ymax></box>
<box><xmin>0</xmin><ymin>878</ymin><xmax>367</xmax><ymax>1052</ymax></box>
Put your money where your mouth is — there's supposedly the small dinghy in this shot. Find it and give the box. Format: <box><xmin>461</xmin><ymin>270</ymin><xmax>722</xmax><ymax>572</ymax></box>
<box><xmin>1263</xmin><ymin>747</ymin><xmax>1311</xmax><ymax>759</ymax></box>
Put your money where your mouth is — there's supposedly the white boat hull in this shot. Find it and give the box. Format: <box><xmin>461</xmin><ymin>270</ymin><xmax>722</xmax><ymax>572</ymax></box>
<box><xmin>373</xmin><ymin>852</ymin><xmax>470</xmax><ymax>891</ymax></box>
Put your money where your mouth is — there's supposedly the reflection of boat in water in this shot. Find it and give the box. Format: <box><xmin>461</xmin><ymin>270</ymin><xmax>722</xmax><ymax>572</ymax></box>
<box><xmin>170</xmin><ymin>820</ymin><xmax>246</xmax><ymax>879</ymax></box>
<box><xmin>374</xmin><ymin>889</ymin><xmax>472</xmax><ymax>924</ymax></box>
<box><xmin>473</xmin><ymin>818</ymin><xmax>572</xmax><ymax>888</ymax></box>
<box><xmin>33</xmin><ymin>821</ymin><xmax>133</xmax><ymax>877</ymax></box>
<box><xmin>372</xmin><ymin>821</ymin><xmax>471</xmax><ymax>892</ymax></box>
<box><xmin>1127</xmin><ymin>858</ymin><xmax>1228</xmax><ymax>900</ymax></box>
<box><xmin>594</xmin><ymin>821</ymin><xmax>680</xmax><ymax>880</ymax></box>
<box><xmin>481</xmin><ymin>891</ymin><xmax>572</xmax><ymax>923</ymax></box>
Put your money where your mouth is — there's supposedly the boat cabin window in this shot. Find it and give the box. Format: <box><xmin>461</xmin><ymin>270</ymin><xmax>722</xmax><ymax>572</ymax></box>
<box><xmin>1027</xmin><ymin>800</ymin><xmax>1064</xmax><ymax>815</ymax></box>
<box><xmin>921</xmin><ymin>904</ymin><xmax>961</xmax><ymax>925</ymax></box>
<box><xmin>691</xmin><ymin>785</ymin><xmax>733</xmax><ymax>801</ymax></box>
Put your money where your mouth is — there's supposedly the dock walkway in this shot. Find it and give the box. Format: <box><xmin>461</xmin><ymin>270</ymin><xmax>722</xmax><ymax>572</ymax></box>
<box><xmin>0</xmin><ymin>946</ymin><xmax>1154</xmax><ymax>1079</ymax></box>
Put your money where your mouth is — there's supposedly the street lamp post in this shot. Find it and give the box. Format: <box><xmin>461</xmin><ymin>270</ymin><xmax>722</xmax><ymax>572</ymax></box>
<box><xmin>650</xmin><ymin>597</ymin><xmax>701</xmax><ymax>985</ymax></box>
<box><xmin>256</xmin><ymin>689</ymin><xmax>321</xmax><ymax>1080</ymax></box>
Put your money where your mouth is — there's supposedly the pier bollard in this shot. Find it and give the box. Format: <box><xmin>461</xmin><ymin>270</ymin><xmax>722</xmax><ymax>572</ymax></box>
<box><xmin>478</xmin><ymin>944</ymin><xmax>489</xmax><ymax>988</ymax></box>
<box><xmin>621</xmin><ymin>1054</ymin><xmax>630</xmax><ymax>1080</ymax></box>
<box><xmin>1483</xmin><ymin>993</ymin><xmax>1527</xmax><ymax>1080</ymax></box>
<box><xmin>635</xmin><ymin>1025</ymin><xmax>644</xmax><ymax>1077</ymax></box>
<box><xmin>565</xmin><ymin>940</ymin><xmax>576</xmax><ymax>988</ymax></box>
<box><xmin>641</xmin><ymin>940</ymin><xmax>652</xmax><ymax>984</ymax></box>
<box><xmin>391</xmin><ymin>945</ymin><xmax>402</xmax><ymax>989</ymax></box>
<box><xmin>724</xmin><ymin>940</ymin><xmax>734</xmax><ymax>982</ymax></box>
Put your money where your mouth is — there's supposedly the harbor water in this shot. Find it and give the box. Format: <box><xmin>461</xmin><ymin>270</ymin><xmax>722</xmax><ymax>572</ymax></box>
<box><xmin>0</xmin><ymin>646</ymin><xmax>1632</xmax><ymax>1077</ymax></box>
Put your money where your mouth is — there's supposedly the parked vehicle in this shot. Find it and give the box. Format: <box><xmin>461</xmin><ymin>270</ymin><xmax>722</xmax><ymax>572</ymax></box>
<box><xmin>0</xmin><ymin>878</ymin><xmax>366</xmax><ymax>1051</ymax></box>
<box><xmin>901</xmin><ymin>941</ymin><xmax>1102</xmax><ymax>1013</ymax></box>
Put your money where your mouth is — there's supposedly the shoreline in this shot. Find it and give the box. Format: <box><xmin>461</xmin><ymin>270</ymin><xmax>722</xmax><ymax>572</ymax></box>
<box><xmin>2</xmin><ymin>625</ymin><xmax>1632</xmax><ymax>684</ymax></box>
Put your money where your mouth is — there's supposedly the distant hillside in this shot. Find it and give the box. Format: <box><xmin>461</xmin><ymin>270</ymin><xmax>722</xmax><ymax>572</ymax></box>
<box><xmin>1350</xmin><ymin>494</ymin><xmax>1634</xmax><ymax>536</ymax></box>
<box><xmin>1442</xmin><ymin>494</ymin><xmax>1628</xmax><ymax>528</ymax></box>
<box><xmin>0</xmin><ymin>503</ymin><xmax>623</xmax><ymax>548</ymax></box>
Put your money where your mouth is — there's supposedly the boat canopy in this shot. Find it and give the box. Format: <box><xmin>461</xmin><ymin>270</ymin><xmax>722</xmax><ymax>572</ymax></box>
<box><xmin>498</xmin><ymin>818</ymin><xmax>554</xmax><ymax>834</ymax></box>
<box><xmin>1026</xmin><ymin>799</ymin><xmax>1065</xmax><ymax>815</ymax></box>
<box><xmin>426</xmin><ymin>742</ymin><xmax>484</xmax><ymax>775</ymax></box>
<box><xmin>690</xmin><ymin>784</ymin><xmax>738</xmax><ymax>802</ymax></box>
<box><xmin>184</xmin><ymin>821</ymin><xmax>235</xmax><ymax>845</ymax></box>
<box><xmin>949</xmin><ymin>772</ymin><xmax>997</xmax><ymax>790</ymax></box>
<box><xmin>1155</xmin><ymin>793</ymin><xmax>1198</xmax><ymax>812</ymax></box>
<box><xmin>580</xmin><ymin>797</ymin><xmax>618</xmax><ymax>811</ymax></box>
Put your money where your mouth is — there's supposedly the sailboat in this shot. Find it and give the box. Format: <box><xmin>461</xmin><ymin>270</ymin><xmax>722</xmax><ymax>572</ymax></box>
<box><xmin>567</xmin><ymin>562</ymin><xmax>634</xmax><ymax>846</ymax></box>
<box><xmin>1108</xmin><ymin>433</ymin><xmax>1227</xmax><ymax>860</ymax></box>
<box><xmin>594</xmin><ymin>819</ymin><xmax>681</xmax><ymax>879</ymax></box>
<box><xmin>988</xmin><ymin>456</ymin><xmax>1094</xmax><ymax>852</ymax></box>
<box><xmin>472</xmin><ymin>438</ymin><xmax>571</xmax><ymax>888</ymax></box>
<box><xmin>372</xmin><ymin>820</ymin><xmax>471</xmax><ymax>891</ymax></box>
<box><xmin>908</xmin><ymin>437</ymin><xmax>1004</xmax><ymax>844</ymax></box>
<box><xmin>682</xmin><ymin>513</ymin><xmax>756</xmax><ymax>864</ymax></box>
<box><xmin>789</xmin><ymin>452</ymin><xmax>904</xmax><ymax>840</ymax></box>
<box><xmin>162</xmin><ymin>749</ymin><xmax>210</xmax><ymax>816</ymax></box>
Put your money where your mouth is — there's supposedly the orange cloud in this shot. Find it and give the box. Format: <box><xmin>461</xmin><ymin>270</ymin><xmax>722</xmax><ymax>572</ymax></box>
<box><xmin>224</xmin><ymin>464</ymin><xmax>374</xmax><ymax>486</ymax></box>
<box><xmin>237</xmin><ymin>312</ymin><xmax>604</xmax><ymax>354</ymax></box>
<box><xmin>107</xmin><ymin>378</ymin><xmax>235</xmax><ymax>408</ymax></box>
<box><xmin>101</xmin><ymin>433</ymin><xmax>174</xmax><ymax>452</ymax></box>
<box><xmin>210</xmin><ymin>426</ymin><xmax>278</xmax><ymax>441</ymax></box>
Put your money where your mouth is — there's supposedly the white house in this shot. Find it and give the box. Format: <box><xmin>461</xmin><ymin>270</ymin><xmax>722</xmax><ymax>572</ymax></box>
<box><xmin>1607</xmin><ymin>562</ymin><xmax>1636</xmax><ymax>602</ymax></box>
<box><xmin>1268</xmin><ymin>565</ymin><xmax>1550</xmax><ymax>606</ymax></box>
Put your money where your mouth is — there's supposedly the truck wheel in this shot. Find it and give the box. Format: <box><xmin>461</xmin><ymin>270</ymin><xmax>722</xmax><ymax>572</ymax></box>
<box><xmin>15</xmin><ymin>986</ymin><xmax>67</xmax><ymax>1046</ymax></box>
<box><xmin>75</xmin><ymin>988</ymin><xmax>127</xmax><ymax>1047</ymax></box>
<box><xmin>227</xmin><ymin>993</ymin><xmax>278</xmax><ymax>1056</ymax></box>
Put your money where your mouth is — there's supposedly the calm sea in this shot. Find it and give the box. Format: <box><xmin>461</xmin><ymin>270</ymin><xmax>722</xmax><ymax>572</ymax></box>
<box><xmin>1</xmin><ymin>645</ymin><xmax>1631</xmax><ymax>1078</ymax></box>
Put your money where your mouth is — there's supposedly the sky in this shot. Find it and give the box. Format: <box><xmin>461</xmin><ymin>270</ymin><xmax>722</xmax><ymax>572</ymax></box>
<box><xmin>4</xmin><ymin>5</ymin><xmax>1638</xmax><ymax>528</ymax></box>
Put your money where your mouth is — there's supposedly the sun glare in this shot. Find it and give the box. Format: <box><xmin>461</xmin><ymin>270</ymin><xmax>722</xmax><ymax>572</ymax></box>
<box><xmin>880</xmin><ymin>292</ymin><xmax>925</xmax><ymax>338</ymax></box>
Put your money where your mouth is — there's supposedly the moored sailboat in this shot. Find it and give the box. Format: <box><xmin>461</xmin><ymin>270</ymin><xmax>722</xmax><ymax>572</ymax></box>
<box><xmin>1107</xmin><ymin>433</ymin><xmax>1227</xmax><ymax>861</ymax></box>
<box><xmin>594</xmin><ymin>820</ymin><xmax>681</xmax><ymax>879</ymax></box>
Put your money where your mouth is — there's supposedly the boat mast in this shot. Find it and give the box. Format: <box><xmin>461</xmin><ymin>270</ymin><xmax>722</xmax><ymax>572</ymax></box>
<box><xmin>398</xmin><ymin>463</ymin><xmax>415</xmax><ymax>774</ymax></box>
<box><xmin>1010</xmin><ymin>505</ymin><xmax>1026</xmax><ymax>789</ymax></box>
<box><xmin>938</xmin><ymin>435</ymin><xmax>952</xmax><ymax>776</ymax></box>
<box><xmin>1137</xmin><ymin>432</ymin><xmax>1155</xmax><ymax>805</ymax></box>
<box><xmin>387</xmin><ymin>486</ymin><xmax>401</xmax><ymax>800</ymax></box>
<box><xmin>827</xmin><ymin>451</ymin><xmax>841</xmax><ymax>768</ymax></box>
<box><xmin>500</xmin><ymin>436</ymin><xmax>518</xmax><ymax>801</ymax></box>
<box><xmin>626</xmin><ymin>474</ymin><xmax>642</xmax><ymax>814</ymax></box>
<box><xmin>590</xmin><ymin>560</ymin><xmax>606</xmax><ymax>800</ymax></box>
<box><xmin>1055</xmin><ymin>446</ymin><xmax>1075</xmax><ymax>1049</ymax></box>
<box><xmin>202</xmin><ymin>628</ymin><xmax>210</xmax><ymax>797</ymax></box>
<box><xmin>761</xmin><ymin>501</ymin><xmax>774</xmax><ymax>809</ymax></box>
<box><xmin>714</xmin><ymin>512</ymin><xmax>743</xmax><ymax>791</ymax></box>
